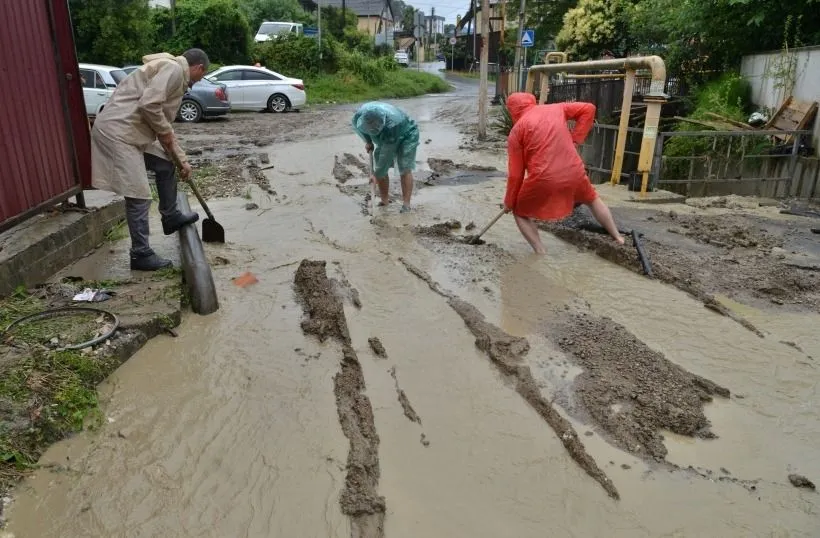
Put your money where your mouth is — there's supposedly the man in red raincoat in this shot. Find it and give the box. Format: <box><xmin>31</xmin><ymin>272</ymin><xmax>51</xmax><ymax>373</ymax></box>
<box><xmin>503</xmin><ymin>92</ymin><xmax>624</xmax><ymax>254</ymax></box>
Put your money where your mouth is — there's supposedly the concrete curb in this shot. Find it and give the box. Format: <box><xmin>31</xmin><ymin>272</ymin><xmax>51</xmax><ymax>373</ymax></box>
<box><xmin>0</xmin><ymin>195</ymin><xmax>124</xmax><ymax>297</ymax></box>
<box><xmin>177</xmin><ymin>193</ymin><xmax>219</xmax><ymax>315</ymax></box>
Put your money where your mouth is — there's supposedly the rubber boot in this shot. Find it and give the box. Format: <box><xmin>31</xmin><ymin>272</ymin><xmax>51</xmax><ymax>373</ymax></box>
<box><xmin>130</xmin><ymin>252</ymin><xmax>173</xmax><ymax>271</ymax></box>
<box><xmin>161</xmin><ymin>211</ymin><xmax>199</xmax><ymax>235</ymax></box>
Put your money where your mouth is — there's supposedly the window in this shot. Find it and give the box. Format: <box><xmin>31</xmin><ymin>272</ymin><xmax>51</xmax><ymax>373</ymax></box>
<box><xmin>94</xmin><ymin>72</ymin><xmax>105</xmax><ymax>88</ymax></box>
<box><xmin>109</xmin><ymin>69</ymin><xmax>128</xmax><ymax>85</ymax></box>
<box><xmin>211</xmin><ymin>70</ymin><xmax>242</xmax><ymax>81</ymax></box>
<box><xmin>79</xmin><ymin>69</ymin><xmax>96</xmax><ymax>88</ymax></box>
<box><xmin>242</xmin><ymin>70</ymin><xmax>280</xmax><ymax>81</ymax></box>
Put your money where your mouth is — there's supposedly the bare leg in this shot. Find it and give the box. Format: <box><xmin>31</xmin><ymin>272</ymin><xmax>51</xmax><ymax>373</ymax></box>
<box><xmin>399</xmin><ymin>171</ymin><xmax>414</xmax><ymax>208</ymax></box>
<box><xmin>586</xmin><ymin>197</ymin><xmax>625</xmax><ymax>244</ymax></box>
<box><xmin>514</xmin><ymin>214</ymin><xmax>547</xmax><ymax>254</ymax></box>
<box><xmin>375</xmin><ymin>177</ymin><xmax>389</xmax><ymax>206</ymax></box>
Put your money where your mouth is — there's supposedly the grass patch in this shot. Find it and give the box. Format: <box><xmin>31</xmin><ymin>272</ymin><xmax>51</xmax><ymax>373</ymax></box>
<box><xmin>104</xmin><ymin>219</ymin><xmax>128</xmax><ymax>242</ymax></box>
<box><xmin>0</xmin><ymin>289</ymin><xmax>118</xmax><ymax>486</ymax></box>
<box><xmin>307</xmin><ymin>70</ymin><xmax>451</xmax><ymax>105</ymax></box>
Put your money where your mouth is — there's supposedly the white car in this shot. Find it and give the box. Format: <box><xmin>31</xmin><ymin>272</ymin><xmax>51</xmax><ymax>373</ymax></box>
<box><xmin>206</xmin><ymin>65</ymin><xmax>306</xmax><ymax>113</ymax></box>
<box><xmin>254</xmin><ymin>21</ymin><xmax>303</xmax><ymax>43</ymax></box>
<box><xmin>78</xmin><ymin>63</ymin><xmax>128</xmax><ymax>118</ymax></box>
<box><xmin>394</xmin><ymin>51</ymin><xmax>410</xmax><ymax>67</ymax></box>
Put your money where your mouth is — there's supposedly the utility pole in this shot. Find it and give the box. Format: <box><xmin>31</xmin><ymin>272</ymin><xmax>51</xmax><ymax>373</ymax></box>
<box><xmin>472</xmin><ymin>0</ymin><xmax>477</xmax><ymax>64</ymax></box>
<box><xmin>477</xmin><ymin>0</ymin><xmax>490</xmax><ymax>139</ymax></box>
<box><xmin>512</xmin><ymin>0</ymin><xmax>526</xmax><ymax>91</ymax></box>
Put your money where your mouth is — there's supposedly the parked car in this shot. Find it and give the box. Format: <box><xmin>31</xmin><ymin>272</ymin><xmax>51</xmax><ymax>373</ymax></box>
<box><xmin>205</xmin><ymin>65</ymin><xmax>305</xmax><ymax>113</ymax></box>
<box><xmin>177</xmin><ymin>78</ymin><xmax>231</xmax><ymax>123</ymax></box>
<box><xmin>78</xmin><ymin>63</ymin><xmax>128</xmax><ymax>118</ymax></box>
<box><xmin>254</xmin><ymin>21</ymin><xmax>303</xmax><ymax>43</ymax></box>
<box><xmin>394</xmin><ymin>51</ymin><xmax>410</xmax><ymax>67</ymax></box>
<box><xmin>435</xmin><ymin>53</ymin><xmax>446</xmax><ymax>62</ymax></box>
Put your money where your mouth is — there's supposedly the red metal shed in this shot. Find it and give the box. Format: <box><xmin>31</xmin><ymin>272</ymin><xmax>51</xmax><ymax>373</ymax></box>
<box><xmin>0</xmin><ymin>0</ymin><xmax>91</xmax><ymax>233</ymax></box>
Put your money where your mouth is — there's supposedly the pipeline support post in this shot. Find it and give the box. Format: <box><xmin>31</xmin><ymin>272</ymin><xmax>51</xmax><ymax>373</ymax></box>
<box><xmin>611</xmin><ymin>69</ymin><xmax>636</xmax><ymax>185</ymax></box>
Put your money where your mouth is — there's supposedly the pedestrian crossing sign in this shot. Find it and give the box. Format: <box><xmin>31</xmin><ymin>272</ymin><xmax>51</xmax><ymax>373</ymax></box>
<box><xmin>521</xmin><ymin>29</ymin><xmax>534</xmax><ymax>48</ymax></box>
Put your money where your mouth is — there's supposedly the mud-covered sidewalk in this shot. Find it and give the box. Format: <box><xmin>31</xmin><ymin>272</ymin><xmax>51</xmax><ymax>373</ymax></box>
<box><xmin>4</xmin><ymin>82</ymin><xmax>819</xmax><ymax>537</ymax></box>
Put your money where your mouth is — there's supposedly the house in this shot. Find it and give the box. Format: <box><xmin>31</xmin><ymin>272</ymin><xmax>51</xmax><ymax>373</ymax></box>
<box><xmin>148</xmin><ymin>0</ymin><xmax>171</xmax><ymax>7</ymax></box>
<box><xmin>323</xmin><ymin>0</ymin><xmax>394</xmax><ymax>37</ymax></box>
<box><xmin>425</xmin><ymin>14</ymin><xmax>445</xmax><ymax>37</ymax></box>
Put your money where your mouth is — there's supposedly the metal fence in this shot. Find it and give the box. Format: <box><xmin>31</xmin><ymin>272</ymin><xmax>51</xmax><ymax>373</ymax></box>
<box><xmin>577</xmin><ymin>124</ymin><xmax>818</xmax><ymax>199</ymax></box>
<box><xmin>0</xmin><ymin>0</ymin><xmax>89</xmax><ymax>233</ymax></box>
<box><xmin>545</xmin><ymin>76</ymin><xmax>687</xmax><ymax>119</ymax></box>
<box><xmin>651</xmin><ymin>129</ymin><xmax>813</xmax><ymax>198</ymax></box>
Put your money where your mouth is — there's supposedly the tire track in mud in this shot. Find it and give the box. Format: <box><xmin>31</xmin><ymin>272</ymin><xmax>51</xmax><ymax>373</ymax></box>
<box><xmin>294</xmin><ymin>260</ymin><xmax>385</xmax><ymax>537</ymax></box>
<box><xmin>399</xmin><ymin>258</ymin><xmax>620</xmax><ymax>500</ymax></box>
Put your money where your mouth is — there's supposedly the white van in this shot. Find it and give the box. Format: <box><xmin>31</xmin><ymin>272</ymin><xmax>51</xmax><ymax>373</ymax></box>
<box><xmin>254</xmin><ymin>21</ymin><xmax>303</xmax><ymax>42</ymax></box>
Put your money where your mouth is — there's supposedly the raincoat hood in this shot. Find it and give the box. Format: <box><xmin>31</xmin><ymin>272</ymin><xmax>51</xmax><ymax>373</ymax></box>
<box><xmin>507</xmin><ymin>92</ymin><xmax>537</xmax><ymax>124</ymax></box>
<box><xmin>142</xmin><ymin>52</ymin><xmax>176</xmax><ymax>64</ymax></box>
<box><xmin>357</xmin><ymin>108</ymin><xmax>387</xmax><ymax>136</ymax></box>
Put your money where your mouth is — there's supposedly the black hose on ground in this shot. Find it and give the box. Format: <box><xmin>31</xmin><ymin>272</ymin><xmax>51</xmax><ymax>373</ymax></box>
<box><xmin>631</xmin><ymin>230</ymin><xmax>654</xmax><ymax>278</ymax></box>
<box><xmin>2</xmin><ymin>306</ymin><xmax>119</xmax><ymax>350</ymax></box>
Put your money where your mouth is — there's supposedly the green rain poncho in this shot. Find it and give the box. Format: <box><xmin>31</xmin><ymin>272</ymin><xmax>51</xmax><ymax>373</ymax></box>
<box><xmin>352</xmin><ymin>102</ymin><xmax>420</xmax><ymax>178</ymax></box>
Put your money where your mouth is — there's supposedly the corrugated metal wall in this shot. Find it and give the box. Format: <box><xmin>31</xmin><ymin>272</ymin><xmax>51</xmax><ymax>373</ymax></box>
<box><xmin>0</xmin><ymin>0</ymin><xmax>84</xmax><ymax>232</ymax></box>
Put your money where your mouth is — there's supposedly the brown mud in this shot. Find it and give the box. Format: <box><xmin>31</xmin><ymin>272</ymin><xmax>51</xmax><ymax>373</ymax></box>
<box><xmin>388</xmin><ymin>367</ymin><xmax>422</xmax><ymax>425</ymax></box>
<box><xmin>543</xmin><ymin>208</ymin><xmax>820</xmax><ymax>315</ymax></box>
<box><xmin>399</xmin><ymin>258</ymin><xmax>620</xmax><ymax>499</ymax></box>
<box><xmin>368</xmin><ymin>337</ymin><xmax>387</xmax><ymax>358</ymax></box>
<box><xmin>549</xmin><ymin>308</ymin><xmax>730</xmax><ymax>461</ymax></box>
<box><xmin>293</xmin><ymin>260</ymin><xmax>385</xmax><ymax>537</ymax></box>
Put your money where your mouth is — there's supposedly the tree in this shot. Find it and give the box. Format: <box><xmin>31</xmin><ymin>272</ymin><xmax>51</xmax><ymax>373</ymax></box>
<box><xmin>402</xmin><ymin>6</ymin><xmax>417</xmax><ymax>33</ymax></box>
<box><xmin>238</xmin><ymin>0</ymin><xmax>314</xmax><ymax>30</ymax></box>
<box><xmin>69</xmin><ymin>0</ymin><xmax>156</xmax><ymax>66</ymax></box>
<box><xmin>526</xmin><ymin>0</ymin><xmax>576</xmax><ymax>49</ymax></box>
<box><xmin>319</xmin><ymin>5</ymin><xmax>357</xmax><ymax>40</ymax></box>
<box><xmin>166</xmin><ymin>0</ymin><xmax>253</xmax><ymax>64</ymax></box>
<box><xmin>627</xmin><ymin>0</ymin><xmax>820</xmax><ymax>76</ymax></box>
<box><xmin>555</xmin><ymin>0</ymin><xmax>632</xmax><ymax>60</ymax></box>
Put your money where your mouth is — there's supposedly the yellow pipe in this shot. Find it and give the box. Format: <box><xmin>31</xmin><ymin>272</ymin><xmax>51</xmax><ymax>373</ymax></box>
<box><xmin>611</xmin><ymin>69</ymin><xmax>636</xmax><ymax>184</ymax></box>
<box><xmin>528</xmin><ymin>56</ymin><xmax>668</xmax><ymax>198</ymax></box>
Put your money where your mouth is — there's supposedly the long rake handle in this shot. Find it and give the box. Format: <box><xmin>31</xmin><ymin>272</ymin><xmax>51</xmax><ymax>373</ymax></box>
<box><xmin>369</xmin><ymin>152</ymin><xmax>377</xmax><ymax>217</ymax></box>
<box><xmin>471</xmin><ymin>209</ymin><xmax>507</xmax><ymax>242</ymax></box>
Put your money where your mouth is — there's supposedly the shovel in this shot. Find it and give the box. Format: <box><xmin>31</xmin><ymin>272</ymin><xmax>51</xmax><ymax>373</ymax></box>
<box><xmin>464</xmin><ymin>208</ymin><xmax>506</xmax><ymax>244</ymax></box>
<box><xmin>169</xmin><ymin>150</ymin><xmax>225</xmax><ymax>243</ymax></box>
<box><xmin>188</xmin><ymin>179</ymin><xmax>225</xmax><ymax>243</ymax></box>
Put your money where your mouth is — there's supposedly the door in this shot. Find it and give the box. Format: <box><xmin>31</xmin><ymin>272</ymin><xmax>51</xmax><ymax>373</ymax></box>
<box><xmin>208</xmin><ymin>69</ymin><xmax>245</xmax><ymax>108</ymax></box>
<box><xmin>241</xmin><ymin>70</ymin><xmax>282</xmax><ymax>109</ymax></box>
<box><xmin>79</xmin><ymin>69</ymin><xmax>111</xmax><ymax>115</ymax></box>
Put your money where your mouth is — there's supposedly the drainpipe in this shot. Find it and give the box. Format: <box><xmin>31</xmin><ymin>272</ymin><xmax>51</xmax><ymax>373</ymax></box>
<box><xmin>526</xmin><ymin>56</ymin><xmax>668</xmax><ymax>197</ymax></box>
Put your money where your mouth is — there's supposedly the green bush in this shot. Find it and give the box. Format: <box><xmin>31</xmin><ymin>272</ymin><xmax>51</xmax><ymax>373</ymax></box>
<box><xmin>255</xmin><ymin>34</ymin><xmax>323</xmax><ymax>78</ymax></box>
<box><xmin>69</xmin><ymin>0</ymin><xmax>156</xmax><ymax>66</ymax></box>
<box><xmin>162</xmin><ymin>0</ymin><xmax>252</xmax><ymax>65</ymax></box>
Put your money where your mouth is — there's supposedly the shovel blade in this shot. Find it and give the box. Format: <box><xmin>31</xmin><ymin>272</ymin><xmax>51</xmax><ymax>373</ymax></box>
<box><xmin>201</xmin><ymin>218</ymin><xmax>225</xmax><ymax>243</ymax></box>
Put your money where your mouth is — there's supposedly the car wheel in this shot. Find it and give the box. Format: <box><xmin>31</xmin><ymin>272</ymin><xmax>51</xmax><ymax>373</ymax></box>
<box><xmin>267</xmin><ymin>94</ymin><xmax>290</xmax><ymax>113</ymax></box>
<box><xmin>178</xmin><ymin>100</ymin><xmax>202</xmax><ymax>123</ymax></box>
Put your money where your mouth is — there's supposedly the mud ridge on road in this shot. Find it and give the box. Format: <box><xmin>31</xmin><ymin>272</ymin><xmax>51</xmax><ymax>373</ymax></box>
<box><xmin>542</xmin><ymin>208</ymin><xmax>820</xmax><ymax>316</ymax></box>
<box><xmin>399</xmin><ymin>258</ymin><xmax>620</xmax><ymax>499</ymax></box>
<box><xmin>389</xmin><ymin>367</ymin><xmax>422</xmax><ymax>424</ymax></box>
<box><xmin>550</xmin><ymin>308</ymin><xmax>730</xmax><ymax>461</ymax></box>
<box><xmin>539</xmin><ymin>220</ymin><xmax>767</xmax><ymax>337</ymax></box>
<box><xmin>368</xmin><ymin>337</ymin><xmax>387</xmax><ymax>358</ymax></box>
<box><xmin>294</xmin><ymin>260</ymin><xmax>385</xmax><ymax>537</ymax></box>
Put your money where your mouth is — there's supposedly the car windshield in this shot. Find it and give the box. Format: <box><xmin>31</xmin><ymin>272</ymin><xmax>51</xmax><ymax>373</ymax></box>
<box><xmin>110</xmin><ymin>69</ymin><xmax>128</xmax><ymax>84</ymax></box>
<box><xmin>258</xmin><ymin>22</ymin><xmax>291</xmax><ymax>35</ymax></box>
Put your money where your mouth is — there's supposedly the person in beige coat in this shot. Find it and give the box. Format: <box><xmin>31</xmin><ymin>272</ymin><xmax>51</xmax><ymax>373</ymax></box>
<box><xmin>91</xmin><ymin>48</ymin><xmax>209</xmax><ymax>271</ymax></box>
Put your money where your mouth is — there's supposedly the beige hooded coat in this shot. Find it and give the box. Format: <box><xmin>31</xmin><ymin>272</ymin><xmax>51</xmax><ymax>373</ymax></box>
<box><xmin>90</xmin><ymin>53</ymin><xmax>190</xmax><ymax>199</ymax></box>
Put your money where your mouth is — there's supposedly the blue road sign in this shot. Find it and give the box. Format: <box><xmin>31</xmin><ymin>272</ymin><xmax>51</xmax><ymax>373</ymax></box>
<box><xmin>521</xmin><ymin>29</ymin><xmax>534</xmax><ymax>48</ymax></box>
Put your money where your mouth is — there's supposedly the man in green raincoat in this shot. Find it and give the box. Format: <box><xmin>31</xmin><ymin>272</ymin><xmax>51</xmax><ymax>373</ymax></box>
<box><xmin>352</xmin><ymin>102</ymin><xmax>420</xmax><ymax>213</ymax></box>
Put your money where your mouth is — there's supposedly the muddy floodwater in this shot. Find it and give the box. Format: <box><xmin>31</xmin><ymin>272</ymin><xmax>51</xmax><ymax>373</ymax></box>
<box><xmin>6</xmin><ymin>74</ymin><xmax>820</xmax><ymax>537</ymax></box>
